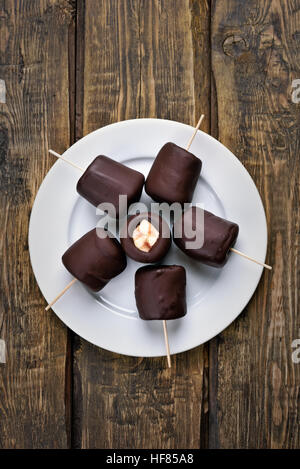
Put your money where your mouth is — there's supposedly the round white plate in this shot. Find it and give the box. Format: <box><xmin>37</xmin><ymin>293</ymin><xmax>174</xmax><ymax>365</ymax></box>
<box><xmin>29</xmin><ymin>119</ymin><xmax>267</xmax><ymax>357</ymax></box>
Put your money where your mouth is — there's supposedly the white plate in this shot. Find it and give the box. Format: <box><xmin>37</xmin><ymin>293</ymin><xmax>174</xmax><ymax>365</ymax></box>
<box><xmin>29</xmin><ymin>119</ymin><xmax>267</xmax><ymax>357</ymax></box>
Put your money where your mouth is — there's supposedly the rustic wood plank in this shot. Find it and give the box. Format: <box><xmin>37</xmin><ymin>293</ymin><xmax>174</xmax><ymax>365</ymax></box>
<box><xmin>73</xmin><ymin>0</ymin><xmax>210</xmax><ymax>449</ymax></box>
<box><xmin>0</xmin><ymin>0</ymin><xmax>74</xmax><ymax>448</ymax></box>
<box><xmin>210</xmin><ymin>0</ymin><xmax>300</xmax><ymax>448</ymax></box>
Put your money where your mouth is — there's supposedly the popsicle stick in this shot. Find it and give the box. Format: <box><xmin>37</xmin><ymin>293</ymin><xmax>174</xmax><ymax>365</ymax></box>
<box><xmin>186</xmin><ymin>114</ymin><xmax>205</xmax><ymax>151</ymax></box>
<box><xmin>230</xmin><ymin>248</ymin><xmax>272</xmax><ymax>270</ymax></box>
<box><xmin>45</xmin><ymin>278</ymin><xmax>78</xmax><ymax>311</ymax></box>
<box><xmin>49</xmin><ymin>149</ymin><xmax>84</xmax><ymax>172</ymax></box>
<box><xmin>162</xmin><ymin>320</ymin><xmax>171</xmax><ymax>368</ymax></box>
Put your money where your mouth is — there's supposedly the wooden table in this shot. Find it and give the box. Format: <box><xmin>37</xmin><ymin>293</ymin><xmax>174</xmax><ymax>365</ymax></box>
<box><xmin>0</xmin><ymin>0</ymin><xmax>299</xmax><ymax>449</ymax></box>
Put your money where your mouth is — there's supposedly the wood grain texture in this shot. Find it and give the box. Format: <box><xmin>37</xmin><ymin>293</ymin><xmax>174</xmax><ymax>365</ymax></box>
<box><xmin>72</xmin><ymin>0</ymin><xmax>210</xmax><ymax>449</ymax></box>
<box><xmin>0</xmin><ymin>0</ymin><xmax>74</xmax><ymax>448</ymax></box>
<box><xmin>210</xmin><ymin>0</ymin><xmax>300</xmax><ymax>448</ymax></box>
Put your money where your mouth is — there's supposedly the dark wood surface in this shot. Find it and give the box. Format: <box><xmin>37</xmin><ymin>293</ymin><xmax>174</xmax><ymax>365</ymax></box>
<box><xmin>0</xmin><ymin>0</ymin><xmax>299</xmax><ymax>449</ymax></box>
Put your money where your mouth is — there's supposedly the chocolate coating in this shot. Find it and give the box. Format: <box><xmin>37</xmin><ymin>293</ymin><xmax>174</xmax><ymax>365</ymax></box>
<box><xmin>135</xmin><ymin>265</ymin><xmax>187</xmax><ymax>320</ymax></box>
<box><xmin>62</xmin><ymin>228</ymin><xmax>127</xmax><ymax>291</ymax></box>
<box><xmin>77</xmin><ymin>155</ymin><xmax>145</xmax><ymax>217</ymax></box>
<box><xmin>145</xmin><ymin>142</ymin><xmax>202</xmax><ymax>205</ymax></box>
<box><xmin>173</xmin><ymin>207</ymin><xmax>239</xmax><ymax>267</ymax></box>
<box><xmin>120</xmin><ymin>212</ymin><xmax>172</xmax><ymax>263</ymax></box>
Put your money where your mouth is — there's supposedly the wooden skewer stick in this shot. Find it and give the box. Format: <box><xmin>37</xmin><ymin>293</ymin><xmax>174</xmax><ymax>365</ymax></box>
<box><xmin>44</xmin><ymin>151</ymin><xmax>83</xmax><ymax>311</ymax></box>
<box><xmin>49</xmin><ymin>149</ymin><xmax>84</xmax><ymax>172</ymax></box>
<box><xmin>230</xmin><ymin>248</ymin><xmax>272</xmax><ymax>270</ymax></box>
<box><xmin>162</xmin><ymin>320</ymin><xmax>171</xmax><ymax>368</ymax></box>
<box><xmin>186</xmin><ymin>114</ymin><xmax>205</xmax><ymax>151</ymax></box>
<box><xmin>45</xmin><ymin>278</ymin><xmax>77</xmax><ymax>311</ymax></box>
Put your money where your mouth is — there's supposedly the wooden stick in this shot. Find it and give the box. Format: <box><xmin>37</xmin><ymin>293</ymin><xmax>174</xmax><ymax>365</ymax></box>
<box><xmin>49</xmin><ymin>149</ymin><xmax>84</xmax><ymax>172</ymax></box>
<box><xmin>45</xmin><ymin>278</ymin><xmax>78</xmax><ymax>311</ymax></box>
<box><xmin>162</xmin><ymin>320</ymin><xmax>171</xmax><ymax>368</ymax></box>
<box><xmin>230</xmin><ymin>248</ymin><xmax>272</xmax><ymax>270</ymax></box>
<box><xmin>186</xmin><ymin>114</ymin><xmax>205</xmax><ymax>151</ymax></box>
